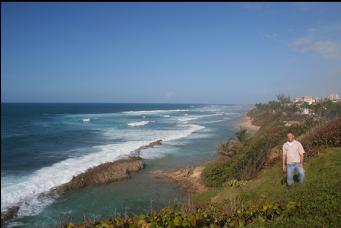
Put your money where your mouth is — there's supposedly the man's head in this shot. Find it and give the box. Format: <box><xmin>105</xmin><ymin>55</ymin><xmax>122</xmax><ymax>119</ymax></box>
<box><xmin>287</xmin><ymin>131</ymin><xmax>295</xmax><ymax>142</ymax></box>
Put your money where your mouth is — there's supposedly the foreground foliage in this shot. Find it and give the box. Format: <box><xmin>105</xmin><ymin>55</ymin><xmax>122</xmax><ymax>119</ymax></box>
<box><xmin>66</xmin><ymin>199</ymin><xmax>301</xmax><ymax>228</ymax></box>
<box><xmin>202</xmin><ymin>117</ymin><xmax>319</xmax><ymax>187</ymax></box>
<box><xmin>66</xmin><ymin>147</ymin><xmax>341</xmax><ymax>227</ymax></box>
<box><xmin>65</xmin><ymin>97</ymin><xmax>341</xmax><ymax>227</ymax></box>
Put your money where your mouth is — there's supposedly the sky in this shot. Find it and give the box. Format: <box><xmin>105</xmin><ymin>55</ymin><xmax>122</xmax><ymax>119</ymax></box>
<box><xmin>1</xmin><ymin>2</ymin><xmax>341</xmax><ymax>104</ymax></box>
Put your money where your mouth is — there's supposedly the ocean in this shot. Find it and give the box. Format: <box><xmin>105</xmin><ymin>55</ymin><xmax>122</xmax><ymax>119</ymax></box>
<box><xmin>1</xmin><ymin>103</ymin><xmax>251</xmax><ymax>227</ymax></box>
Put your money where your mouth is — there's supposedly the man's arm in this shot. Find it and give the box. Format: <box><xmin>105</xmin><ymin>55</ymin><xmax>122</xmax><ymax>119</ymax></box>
<box><xmin>282</xmin><ymin>145</ymin><xmax>287</xmax><ymax>173</ymax></box>
<box><xmin>298</xmin><ymin>142</ymin><xmax>305</xmax><ymax>167</ymax></box>
<box><xmin>300</xmin><ymin>154</ymin><xmax>304</xmax><ymax>167</ymax></box>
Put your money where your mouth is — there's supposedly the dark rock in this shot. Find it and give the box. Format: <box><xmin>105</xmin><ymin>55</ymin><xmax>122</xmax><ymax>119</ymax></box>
<box><xmin>1</xmin><ymin>206</ymin><xmax>19</xmax><ymax>222</ymax></box>
<box><xmin>51</xmin><ymin>156</ymin><xmax>144</xmax><ymax>194</ymax></box>
<box><xmin>132</xmin><ymin>140</ymin><xmax>162</xmax><ymax>156</ymax></box>
<box><xmin>51</xmin><ymin>140</ymin><xmax>163</xmax><ymax>194</ymax></box>
<box><xmin>217</xmin><ymin>138</ymin><xmax>240</xmax><ymax>157</ymax></box>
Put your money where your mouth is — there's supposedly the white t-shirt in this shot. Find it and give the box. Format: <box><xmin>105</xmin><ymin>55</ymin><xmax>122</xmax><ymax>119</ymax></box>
<box><xmin>282</xmin><ymin>140</ymin><xmax>305</xmax><ymax>164</ymax></box>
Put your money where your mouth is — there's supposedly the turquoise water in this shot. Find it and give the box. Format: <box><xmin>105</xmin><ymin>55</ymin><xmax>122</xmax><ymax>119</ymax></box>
<box><xmin>1</xmin><ymin>103</ymin><xmax>251</xmax><ymax>227</ymax></box>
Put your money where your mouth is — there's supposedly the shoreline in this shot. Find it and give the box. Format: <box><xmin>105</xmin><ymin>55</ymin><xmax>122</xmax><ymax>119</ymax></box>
<box><xmin>149</xmin><ymin>114</ymin><xmax>258</xmax><ymax>193</ymax></box>
<box><xmin>1</xmin><ymin>157</ymin><xmax>145</xmax><ymax>222</ymax></box>
<box><xmin>1</xmin><ymin>140</ymin><xmax>163</xmax><ymax>222</ymax></box>
<box><xmin>235</xmin><ymin>114</ymin><xmax>260</xmax><ymax>134</ymax></box>
<box><xmin>2</xmin><ymin>111</ymin><xmax>253</xmax><ymax>224</ymax></box>
<box><xmin>150</xmin><ymin>166</ymin><xmax>208</xmax><ymax>193</ymax></box>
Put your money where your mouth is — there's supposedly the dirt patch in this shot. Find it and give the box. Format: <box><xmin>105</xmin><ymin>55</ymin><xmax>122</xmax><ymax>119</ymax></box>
<box><xmin>235</xmin><ymin>115</ymin><xmax>260</xmax><ymax>134</ymax></box>
<box><xmin>150</xmin><ymin>166</ymin><xmax>208</xmax><ymax>193</ymax></box>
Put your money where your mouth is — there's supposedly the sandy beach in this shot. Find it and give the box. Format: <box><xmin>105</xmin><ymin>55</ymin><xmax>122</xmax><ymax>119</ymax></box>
<box><xmin>149</xmin><ymin>114</ymin><xmax>260</xmax><ymax>193</ymax></box>
<box><xmin>236</xmin><ymin>115</ymin><xmax>260</xmax><ymax>134</ymax></box>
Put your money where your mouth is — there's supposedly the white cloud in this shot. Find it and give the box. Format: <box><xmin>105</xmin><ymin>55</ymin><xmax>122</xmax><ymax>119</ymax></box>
<box><xmin>307</xmin><ymin>23</ymin><xmax>341</xmax><ymax>35</ymax></box>
<box><xmin>291</xmin><ymin>37</ymin><xmax>341</xmax><ymax>60</ymax></box>
<box><xmin>307</xmin><ymin>27</ymin><xmax>318</xmax><ymax>33</ymax></box>
<box><xmin>264</xmin><ymin>32</ymin><xmax>279</xmax><ymax>40</ymax></box>
<box><xmin>164</xmin><ymin>91</ymin><xmax>173</xmax><ymax>98</ymax></box>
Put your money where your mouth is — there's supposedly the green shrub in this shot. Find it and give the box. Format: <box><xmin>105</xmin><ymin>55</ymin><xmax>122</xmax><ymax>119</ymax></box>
<box><xmin>203</xmin><ymin>118</ymin><xmax>318</xmax><ymax>187</ymax></box>
<box><xmin>66</xmin><ymin>200</ymin><xmax>301</xmax><ymax>228</ymax></box>
<box><xmin>301</xmin><ymin>118</ymin><xmax>341</xmax><ymax>158</ymax></box>
<box><xmin>223</xmin><ymin>179</ymin><xmax>248</xmax><ymax>188</ymax></box>
<box><xmin>235</xmin><ymin>129</ymin><xmax>251</xmax><ymax>143</ymax></box>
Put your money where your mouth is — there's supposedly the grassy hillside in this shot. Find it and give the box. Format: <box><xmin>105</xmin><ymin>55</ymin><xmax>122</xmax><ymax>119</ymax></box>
<box><xmin>66</xmin><ymin>98</ymin><xmax>341</xmax><ymax>227</ymax></box>
<box><xmin>66</xmin><ymin>147</ymin><xmax>341</xmax><ymax>227</ymax></box>
<box><xmin>206</xmin><ymin>147</ymin><xmax>341</xmax><ymax>227</ymax></box>
<box><xmin>202</xmin><ymin>97</ymin><xmax>341</xmax><ymax>187</ymax></box>
<box><xmin>202</xmin><ymin>118</ymin><xmax>316</xmax><ymax>187</ymax></box>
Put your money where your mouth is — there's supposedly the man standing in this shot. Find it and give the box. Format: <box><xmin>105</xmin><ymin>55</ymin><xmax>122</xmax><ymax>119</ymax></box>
<box><xmin>282</xmin><ymin>131</ymin><xmax>305</xmax><ymax>186</ymax></box>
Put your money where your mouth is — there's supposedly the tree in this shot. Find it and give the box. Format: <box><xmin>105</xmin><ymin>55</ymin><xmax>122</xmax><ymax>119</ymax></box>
<box><xmin>276</xmin><ymin>94</ymin><xmax>291</xmax><ymax>104</ymax></box>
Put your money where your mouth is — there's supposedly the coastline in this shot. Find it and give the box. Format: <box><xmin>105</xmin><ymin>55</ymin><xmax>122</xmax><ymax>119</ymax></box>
<box><xmin>1</xmin><ymin>140</ymin><xmax>163</xmax><ymax>222</ymax></box>
<box><xmin>235</xmin><ymin>114</ymin><xmax>260</xmax><ymax>134</ymax></box>
<box><xmin>150</xmin><ymin>166</ymin><xmax>208</xmax><ymax>193</ymax></box>
<box><xmin>2</xmin><ymin>106</ymin><xmax>249</xmax><ymax>226</ymax></box>
<box><xmin>149</xmin><ymin>114</ymin><xmax>259</xmax><ymax>193</ymax></box>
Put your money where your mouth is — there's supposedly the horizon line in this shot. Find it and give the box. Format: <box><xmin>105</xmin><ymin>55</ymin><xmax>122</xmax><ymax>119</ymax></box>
<box><xmin>1</xmin><ymin>101</ymin><xmax>255</xmax><ymax>105</ymax></box>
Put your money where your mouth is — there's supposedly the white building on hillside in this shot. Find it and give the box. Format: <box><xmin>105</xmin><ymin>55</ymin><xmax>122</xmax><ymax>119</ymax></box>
<box><xmin>328</xmin><ymin>94</ymin><xmax>340</xmax><ymax>102</ymax></box>
<box><xmin>293</xmin><ymin>96</ymin><xmax>317</xmax><ymax>105</ymax></box>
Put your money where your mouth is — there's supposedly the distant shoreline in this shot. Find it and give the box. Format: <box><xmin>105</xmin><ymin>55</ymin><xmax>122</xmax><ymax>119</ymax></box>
<box><xmin>149</xmin><ymin>113</ymin><xmax>257</xmax><ymax>193</ymax></box>
<box><xmin>235</xmin><ymin>114</ymin><xmax>260</xmax><ymax>134</ymax></box>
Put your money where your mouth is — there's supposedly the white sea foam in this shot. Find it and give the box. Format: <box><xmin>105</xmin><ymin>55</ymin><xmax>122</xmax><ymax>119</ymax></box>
<box><xmin>122</xmin><ymin>109</ymin><xmax>189</xmax><ymax>115</ymax></box>
<box><xmin>201</xmin><ymin>119</ymin><xmax>226</xmax><ymax>124</ymax></box>
<box><xmin>2</xmin><ymin>105</ymin><xmax>236</xmax><ymax>218</ymax></box>
<box><xmin>177</xmin><ymin>113</ymin><xmax>224</xmax><ymax>123</ymax></box>
<box><xmin>1</xmin><ymin>141</ymin><xmax>151</xmax><ymax>215</ymax></box>
<box><xmin>6</xmin><ymin>221</ymin><xmax>26</xmax><ymax>228</ymax></box>
<box><xmin>127</xmin><ymin>121</ymin><xmax>150</xmax><ymax>127</ymax></box>
<box><xmin>1</xmin><ymin>123</ymin><xmax>205</xmax><ymax>218</ymax></box>
<box><xmin>177</xmin><ymin>116</ymin><xmax>199</xmax><ymax>122</ymax></box>
<box><xmin>224</xmin><ymin>112</ymin><xmax>241</xmax><ymax>115</ymax></box>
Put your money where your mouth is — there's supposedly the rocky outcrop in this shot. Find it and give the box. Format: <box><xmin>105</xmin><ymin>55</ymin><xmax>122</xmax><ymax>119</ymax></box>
<box><xmin>1</xmin><ymin>206</ymin><xmax>19</xmax><ymax>222</ymax></box>
<box><xmin>51</xmin><ymin>140</ymin><xmax>164</xmax><ymax>194</ymax></box>
<box><xmin>150</xmin><ymin>166</ymin><xmax>208</xmax><ymax>193</ymax></box>
<box><xmin>1</xmin><ymin>157</ymin><xmax>144</xmax><ymax>222</ymax></box>
<box><xmin>52</xmin><ymin>156</ymin><xmax>144</xmax><ymax>194</ymax></box>
<box><xmin>132</xmin><ymin>140</ymin><xmax>162</xmax><ymax>156</ymax></box>
<box><xmin>216</xmin><ymin>138</ymin><xmax>240</xmax><ymax>157</ymax></box>
<box><xmin>2</xmin><ymin>141</ymin><xmax>164</xmax><ymax>223</ymax></box>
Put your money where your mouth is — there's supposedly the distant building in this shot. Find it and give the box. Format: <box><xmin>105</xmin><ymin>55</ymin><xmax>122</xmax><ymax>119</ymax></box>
<box><xmin>293</xmin><ymin>96</ymin><xmax>317</xmax><ymax>105</ymax></box>
<box><xmin>302</xmin><ymin>108</ymin><xmax>310</xmax><ymax>115</ymax></box>
<box><xmin>328</xmin><ymin>94</ymin><xmax>340</xmax><ymax>102</ymax></box>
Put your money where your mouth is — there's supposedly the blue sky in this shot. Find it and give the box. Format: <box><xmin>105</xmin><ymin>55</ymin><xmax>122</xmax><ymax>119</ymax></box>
<box><xmin>2</xmin><ymin>2</ymin><xmax>341</xmax><ymax>104</ymax></box>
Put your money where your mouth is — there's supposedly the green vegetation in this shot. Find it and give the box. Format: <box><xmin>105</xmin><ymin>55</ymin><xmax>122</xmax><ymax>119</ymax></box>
<box><xmin>235</xmin><ymin>129</ymin><xmax>251</xmax><ymax>143</ymax></box>
<box><xmin>306</xmin><ymin>99</ymin><xmax>341</xmax><ymax>120</ymax></box>
<box><xmin>66</xmin><ymin>200</ymin><xmax>302</xmax><ymax>228</ymax></box>
<box><xmin>66</xmin><ymin>147</ymin><xmax>341</xmax><ymax>228</ymax></box>
<box><xmin>66</xmin><ymin>97</ymin><xmax>341</xmax><ymax>227</ymax></box>
<box><xmin>211</xmin><ymin>147</ymin><xmax>341</xmax><ymax>227</ymax></box>
<box><xmin>202</xmin><ymin>117</ymin><xmax>318</xmax><ymax>187</ymax></box>
<box><xmin>223</xmin><ymin>179</ymin><xmax>248</xmax><ymax>188</ymax></box>
<box><xmin>247</xmin><ymin>95</ymin><xmax>303</xmax><ymax>129</ymax></box>
<box><xmin>203</xmin><ymin>96</ymin><xmax>341</xmax><ymax>187</ymax></box>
